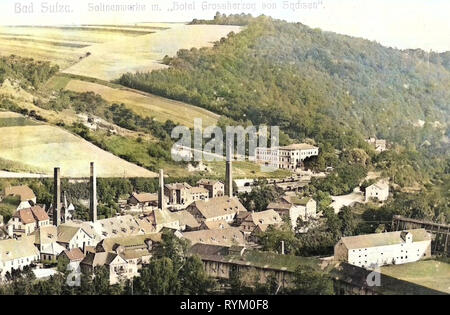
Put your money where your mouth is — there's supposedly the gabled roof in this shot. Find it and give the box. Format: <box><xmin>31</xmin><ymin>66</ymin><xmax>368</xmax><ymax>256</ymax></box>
<box><xmin>368</xmin><ymin>180</ymin><xmax>389</xmax><ymax>191</ymax></box>
<box><xmin>13</xmin><ymin>208</ymin><xmax>35</xmax><ymax>224</ymax></box>
<box><xmin>197</xmin><ymin>179</ymin><xmax>223</xmax><ymax>186</ymax></box>
<box><xmin>81</xmin><ymin>251</ymin><xmax>126</xmax><ymax>267</ymax></box>
<box><xmin>0</xmin><ymin>236</ymin><xmax>39</xmax><ymax>262</ymax></box>
<box><xmin>172</xmin><ymin>210</ymin><xmax>200</xmax><ymax>229</ymax></box>
<box><xmin>92</xmin><ymin>215</ymin><xmax>142</xmax><ymax>239</ymax></box>
<box><xmin>201</xmin><ymin>220</ymin><xmax>230</xmax><ymax>230</ymax></box>
<box><xmin>13</xmin><ymin>205</ymin><xmax>49</xmax><ymax>224</ymax></box>
<box><xmin>98</xmin><ymin>233</ymin><xmax>161</xmax><ymax>252</ymax></box>
<box><xmin>4</xmin><ymin>185</ymin><xmax>36</xmax><ymax>202</ymax></box>
<box><xmin>244</xmin><ymin>210</ymin><xmax>282</xmax><ymax>226</ymax></box>
<box><xmin>151</xmin><ymin>209</ymin><xmax>179</xmax><ymax>226</ymax></box>
<box><xmin>30</xmin><ymin>205</ymin><xmax>49</xmax><ymax>221</ymax></box>
<box><xmin>33</xmin><ymin>226</ymin><xmax>58</xmax><ymax>245</ymax></box>
<box><xmin>339</xmin><ymin>229</ymin><xmax>430</xmax><ymax>250</ymax></box>
<box><xmin>192</xmin><ymin>196</ymin><xmax>247</xmax><ymax>219</ymax></box>
<box><xmin>182</xmin><ymin>228</ymin><xmax>245</xmax><ymax>247</ymax></box>
<box><xmin>131</xmin><ymin>192</ymin><xmax>158</xmax><ymax>203</ymax></box>
<box><xmin>189</xmin><ymin>187</ymin><xmax>209</xmax><ymax>194</ymax></box>
<box><xmin>267</xmin><ymin>202</ymin><xmax>292</xmax><ymax>211</ymax></box>
<box><xmin>40</xmin><ymin>241</ymin><xmax>66</xmax><ymax>256</ymax></box>
<box><xmin>165</xmin><ymin>182</ymin><xmax>191</xmax><ymax>190</ymax></box>
<box><xmin>57</xmin><ymin>225</ymin><xmax>89</xmax><ymax>244</ymax></box>
<box><xmin>120</xmin><ymin>248</ymin><xmax>151</xmax><ymax>260</ymax></box>
<box><xmin>62</xmin><ymin>248</ymin><xmax>85</xmax><ymax>262</ymax></box>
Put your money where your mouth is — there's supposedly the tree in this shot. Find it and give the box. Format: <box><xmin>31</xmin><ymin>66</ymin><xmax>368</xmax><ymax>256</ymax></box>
<box><xmin>291</xmin><ymin>265</ymin><xmax>334</xmax><ymax>295</ymax></box>
<box><xmin>339</xmin><ymin>206</ymin><xmax>357</xmax><ymax>237</ymax></box>
<box><xmin>179</xmin><ymin>256</ymin><xmax>215</xmax><ymax>294</ymax></box>
<box><xmin>143</xmin><ymin>257</ymin><xmax>179</xmax><ymax>295</ymax></box>
<box><xmin>238</xmin><ymin>181</ymin><xmax>283</xmax><ymax>212</ymax></box>
<box><xmin>92</xmin><ymin>266</ymin><xmax>111</xmax><ymax>295</ymax></box>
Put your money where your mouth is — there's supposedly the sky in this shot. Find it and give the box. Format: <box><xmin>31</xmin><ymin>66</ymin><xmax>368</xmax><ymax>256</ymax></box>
<box><xmin>1</xmin><ymin>0</ymin><xmax>449</xmax><ymax>52</ymax></box>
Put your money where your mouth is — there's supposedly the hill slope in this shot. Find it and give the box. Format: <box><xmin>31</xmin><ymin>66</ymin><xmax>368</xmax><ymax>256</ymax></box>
<box><xmin>118</xmin><ymin>16</ymin><xmax>449</xmax><ymax>150</ymax></box>
<box><xmin>0</xmin><ymin>112</ymin><xmax>157</xmax><ymax>178</ymax></box>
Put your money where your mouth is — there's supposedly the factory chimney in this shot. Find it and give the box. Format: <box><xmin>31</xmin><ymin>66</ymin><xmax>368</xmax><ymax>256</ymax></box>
<box><xmin>53</xmin><ymin>168</ymin><xmax>61</xmax><ymax>226</ymax></box>
<box><xmin>158</xmin><ymin>169</ymin><xmax>165</xmax><ymax>210</ymax></box>
<box><xmin>89</xmin><ymin>162</ymin><xmax>97</xmax><ymax>223</ymax></box>
<box><xmin>225</xmin><ymin>143</ymin><xmax>233</xmax><ymax>198</ymax></box>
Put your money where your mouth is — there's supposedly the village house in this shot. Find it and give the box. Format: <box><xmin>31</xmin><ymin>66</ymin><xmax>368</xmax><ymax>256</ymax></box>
<box><xmin>171</xmin><ymin>210</ymin><xmax>200</xmax><ymax>231</ymax></box>
<box><xmin>365</xmin><ymin>180</ymin><xmax>389</xmax><ymax>202</ymax></box>
<box><xmin>32</xmin><ymin>226</ymin><xmax>66</xmax><ymax>262</ymax></box>
<box><xmin>95</xmin><ymin>233</ymin><xmax>162</xmax><ymax>270</ymax></box>
<box><xmin>334</xmin><ymin>229</ymin><xmax>431</xmax><ymax>269</ymax></box>
<box><xmin>0</xmin><ymin>236</ymin><xmax>40</xmax><ymax>280</ymax></box>
<box><xmin>182</xmin><ymin>228</ymin><xmax>246</xmax><ymax>247</ymax></box>
<box><xmin>164</xmin><ymin>183</ymin><xmax>209</xmax><ymax>209</ymax></box>
<box><xmin>80</xmin><ymin>251</ymin><xmax>136</xmax><ymax>285</ymax></box>
<box><xmin>199</xmin><ymin>220</ymin><xmax>231</xmax><ymax>231</ymax></box>
<box><xmin>197</xmin><ymin>179</ymin><xmax>225</xmax><ymax>198</ymax></box>
<box><xmin>3</xmin><ymin>185</ymin><xmax>37</xmax><ymax>210</ymax></box>
<box><xmin>267</xmin><ymin>196</ymin><xmax>317</xmax><ymax>230</ymax></box>
<box><xmin>128</xmin><ymin>192</ymin><xmax>159</xmax><ymax>209</ymax></box>
<box><xmin>58</xmin><ymin>248</ymin><xmax>86</xmax><ymax>271</ymax></box>
<box><xmin>146</xmin><ymin>209</ymin><xmax>180</xmax><ymax>232</ymax></box>
<box><xmin>238</xmin><ymin>210</ymin><xmax>283</xmax><ymax>236</ymax></box>
<box><xmin>57</xmin><ymin>224</ymin><xmax>95</xmax><ymax>250</ymax></box>
<box><xmin>187</xmin><ymin>196</ymin><xmax>247</xmax><ymax>224</ymax></box>
<box><xmin>256</xmin><ymin>143</ymin><xmax>319</xmax><ymax>170</ymax></box>
<box><xmin>7</xmin><ymin>205</ymin><xmax>51</xmax><ymax>236</ymax></box>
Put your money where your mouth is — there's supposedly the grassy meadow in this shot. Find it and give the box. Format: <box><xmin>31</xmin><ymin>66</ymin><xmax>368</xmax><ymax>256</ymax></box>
<box><xmin>0</xmin><ymin>117</ymin><xmax>157</xmax><ymax>178</ymax></box>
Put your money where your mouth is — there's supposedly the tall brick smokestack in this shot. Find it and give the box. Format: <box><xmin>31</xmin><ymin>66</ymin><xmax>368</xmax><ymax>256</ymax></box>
<box><xmin>158</xmin><ymin>169</ymin><xmax>165</xmax><ymax>210</ymax></box>
<box><xmin>225</xmin><ymin>144</ymin><xmax>233</xmax><ymax>198</ymax></box>
<box><xmin>53</xmin><ymin>167</ymin><xmax>61</xmax><ymax>226</ymax></box>
<box><xmin>89</xmin><ymin>162</ymin><xmax>97</xmax><ymax>223</ymax></box>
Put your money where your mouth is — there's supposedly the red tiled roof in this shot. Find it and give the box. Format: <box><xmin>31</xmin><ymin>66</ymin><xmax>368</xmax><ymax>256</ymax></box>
<box><xmin>14</xmin><ymin>209</ymin><xmax>35</xmax><ymax>224</ymax></box>
<box><xmin>63</xmin><ymin>248</ymin><xmax>85</xmax><ymax>261</ymax></box>
<box><xmin>13</xmin><ymin>205</ymin><xmax>49</xmax><ymax>224</ymax></box>
<box><xmin>30</xmin><ymin>205</ymin><xmax>49</xmax><ymax>222</ymax></box>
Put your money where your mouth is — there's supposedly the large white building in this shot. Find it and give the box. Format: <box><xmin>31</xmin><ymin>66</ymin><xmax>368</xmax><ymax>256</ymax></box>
<box><xmin>334</xmin><ymin>229</ymin><xmax>431</xmax><ymax>269</ymax></box>
<box><xmin>256</xmin><ymin>144</ymin><xmax>319</xmax><ymax>170</ymax></box>
<box><xmin>0</xmin><ymin>237</ymin><xmax>40</xmax><ymax>280</ymax></box>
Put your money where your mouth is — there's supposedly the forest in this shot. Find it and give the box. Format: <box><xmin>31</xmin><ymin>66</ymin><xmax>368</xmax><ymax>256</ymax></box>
<box><xmin>0</xmin><ymin>55</ymin><xmax>58</xmax><ymax>89</ymax></box>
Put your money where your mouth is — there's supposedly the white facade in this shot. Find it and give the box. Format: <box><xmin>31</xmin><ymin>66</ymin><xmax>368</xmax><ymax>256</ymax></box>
<box><xmin>365</xmin><ymin>181</ymin><xmax>389</xmax><ymax>202</ymax></box>
<box><xmin>59</xmin><ymin>228</ymin><xmax>95</xmax><ymax>250</ymax></box>
<box><xmin>335</xmin><ymin>229</ymin><xmax>431</xmax><ymax>269</ymax></box>
<box><xmin>0</xmin><ymin>238</ymin><xmax>40</xmax><ymax>280</ymax></box>
<box><xmin>256</xmin><ymin>144</ymin><xmax>319</xmax><ymax>170</ymax></box>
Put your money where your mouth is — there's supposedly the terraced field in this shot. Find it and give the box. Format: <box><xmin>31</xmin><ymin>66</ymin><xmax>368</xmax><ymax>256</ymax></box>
<box><xmin>0</xmin><ymin>24</ymin><xmax>241</xmax><ymax>80</ymax></box>
<box><xmin>0</xmin><ymin>23</ymin><xmax>241</xmax><ymax>178</ymax></box>
<box><xmin>62</xmin><ymin>24</ymin><xmax>241</xmax><ymax>81</ymax></box>
<box><xmin>0</xmin><ymin>112</ymin><xmax>157</xmax><ymax>178</ymax></box>
<box><xmin>65</xmin><ymin>79</ymin><xmax>220</xmax><ymax>128</ymax></box>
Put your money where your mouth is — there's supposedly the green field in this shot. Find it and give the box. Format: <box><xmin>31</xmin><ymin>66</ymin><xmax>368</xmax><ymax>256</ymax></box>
<box><xmin>0</xmin><ymin>116</ymin><xmax>39</xmax><ymax>127</ymax></box>
<box><xmin>381</xmin><ymin>260</ymin><xmax>450</xmax><ymax>294</ymax></box>
<box><xmin>206</xmin><ymin>160</ymin><xmax>291</xmax><ymax>179</ymax></box>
